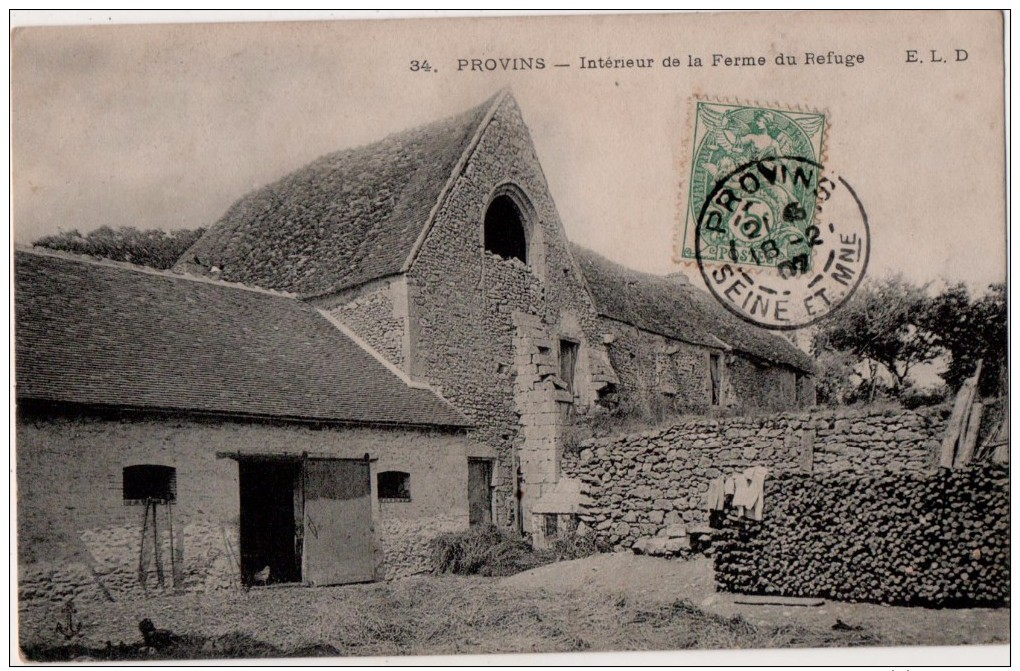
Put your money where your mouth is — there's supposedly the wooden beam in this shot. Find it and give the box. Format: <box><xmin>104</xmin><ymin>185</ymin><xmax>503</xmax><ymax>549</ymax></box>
<box><xmin>939</xmin><ymin>383</ymin><xmax>971</xmax><ymax>468</ymax></box>
<box><xmin>733</xmin><ymin>595</ymin><xmax>826</xmax><ymax>607</ymax></box>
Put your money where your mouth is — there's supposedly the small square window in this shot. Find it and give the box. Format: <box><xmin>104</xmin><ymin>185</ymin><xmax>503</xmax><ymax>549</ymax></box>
<box><xmin>123</xmin><ymin>465</ymin><xmax>176</xmax><ymax>504</ymax></box>
<box><xmin>378</xmin><ymin>471</ymin><xmax>411</xmax><ymax>500</ymax></box>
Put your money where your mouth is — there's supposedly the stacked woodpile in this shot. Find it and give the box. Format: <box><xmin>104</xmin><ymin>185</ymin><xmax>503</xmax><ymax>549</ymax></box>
<box><xmin>714</xmin><ymin>463</ymin><xmax>1009</xmax><ymax>607</ymax></box>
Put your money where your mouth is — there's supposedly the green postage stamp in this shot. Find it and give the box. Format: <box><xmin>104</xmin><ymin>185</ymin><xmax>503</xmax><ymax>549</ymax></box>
<box><xmin>680</xmin><ymin>100</ymin><xmax>827</xmax><ymax>269</ymax></box>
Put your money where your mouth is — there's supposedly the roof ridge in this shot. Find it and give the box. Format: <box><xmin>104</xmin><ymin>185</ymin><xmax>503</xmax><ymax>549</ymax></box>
<box><xmin>178</xmin><ymin>90</ymin><xmax>508</xmax><ymax>297</ymax></box>
<box><xmin>20</xmin><ymin>246</ymin><xmax>300</xmax><ymax>300</ymax></box>
<box><xmin>570</xmin><ymin>243</ymin><xmax>692</xmax><ymax>284</ymax></box>
<box><xmin>570</xmin><ymin>243</ymin><xmax>813</xmax><ymax>372</ymax></box>
<box><xmin>400</xmin><ymin>89</ymin><xmax>508</xmax><ymax>275</ymax></box>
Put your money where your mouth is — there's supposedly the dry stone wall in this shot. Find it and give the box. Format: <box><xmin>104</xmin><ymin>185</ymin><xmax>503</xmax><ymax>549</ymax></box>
<box><xmin>563</xmin><ymin>407</ymin><xmax>946</xmax><ymax>550</ymax></box>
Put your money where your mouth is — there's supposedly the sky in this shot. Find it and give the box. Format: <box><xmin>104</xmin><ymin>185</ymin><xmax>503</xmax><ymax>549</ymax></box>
<box><xmin>10</xmin><ymin>11</ymin><xmax>1007</xmax><ymax>293</ymax></box>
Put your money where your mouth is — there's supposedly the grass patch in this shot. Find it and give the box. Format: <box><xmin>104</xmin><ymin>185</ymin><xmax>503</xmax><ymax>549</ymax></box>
<box><xmin>21</xmin><ymin>579</ymin><xmax>885</xmax><ymax>661</ymax></box>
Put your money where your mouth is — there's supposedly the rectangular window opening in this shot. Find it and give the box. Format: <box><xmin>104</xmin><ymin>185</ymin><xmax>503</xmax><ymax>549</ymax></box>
<box><xmin>123</xmin><ymin>465</ymin><xmax>177</xmax><ymax>504</ymax></box>
<box><xmin>710</xmin><ymin>353</ymin><xmax>722</xmax><ymax>406</ymax></box>
<box><xmin>377</xmin><ymin>471</ymin><xmax>411</xmax><ymax>501</ymax></box>
<box><xmin>559</xmin><ymin>339</ymin><xmax>579</xmax><ymax>395</ymax></box>
<box><xmin>544</xmin><ymin>513</ymin><xmax>559</xmax><ymax>539</ymax></box>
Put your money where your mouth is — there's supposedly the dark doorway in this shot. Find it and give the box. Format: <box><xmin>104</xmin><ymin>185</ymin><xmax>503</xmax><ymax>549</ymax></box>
<box><xmin>468</xmin><ymin>459</ymin><xmax>493</xmax><ymax>526</ymax></box>
<box><xmin>484</xmin><ymin>195</ymin><xmax>528</xmax><ymax>263</ymax></box>
<box><xmin>238</xmin><ymin>459</ymin><xmax>303</xmax><ymax>586</ymax></box>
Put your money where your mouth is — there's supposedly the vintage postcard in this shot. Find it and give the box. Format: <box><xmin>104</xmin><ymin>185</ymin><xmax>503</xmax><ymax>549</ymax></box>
<box><xmin>10</xmin><ymin>10</ymin><xmax>1008</xmax><ymax>665</ymax></box>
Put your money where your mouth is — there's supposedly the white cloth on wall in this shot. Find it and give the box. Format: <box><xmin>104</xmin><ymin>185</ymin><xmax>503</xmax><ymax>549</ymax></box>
<box><xmin>725</xmin><ymin>466</ymin><xmax>768</xmax><ymax>521</ymax></box>
<box><xmin>705</xmin><ymin>468</ymin><xmax>767</xmax><ymax>520</ymax></box>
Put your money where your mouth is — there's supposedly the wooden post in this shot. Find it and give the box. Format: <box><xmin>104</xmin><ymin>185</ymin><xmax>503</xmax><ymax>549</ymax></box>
<box><xmin>940</xmin><ymin>361</ymin><xmax>982</xmax><ymax>468</ymax></box>
<box><xmin>954</xmin><ymin>402</ymin><xmax>984</xmax><ymax>468</ymax></box>
<box><xmin>138</xmin><ymin>501</ymin><xmax>151</xmax><ymax>587</ymax></box>
<box><xmin>939</xmin><ymin>384</ymin><xmax>971</xmax><ymax>468</ymax></box>
<box><xmin>152</xmin><ymin>500</ymin><xmax>165</xmax><ymax>587</ymax></box>
<box><xmin>799</xmin><ymin>430</ymin><xmax>815</xmax><ymax>474</ymax></box>
<box><xmin>991</xmin><ymin>409</ymin><xmax>1010</xmax><ymax>464</ymax></box>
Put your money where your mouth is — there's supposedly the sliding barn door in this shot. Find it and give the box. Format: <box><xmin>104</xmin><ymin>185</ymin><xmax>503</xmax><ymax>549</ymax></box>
<box><xmin>302</xmin><ymin>458</ymin><xmax>376</xmax><ymax>585</ymax></box>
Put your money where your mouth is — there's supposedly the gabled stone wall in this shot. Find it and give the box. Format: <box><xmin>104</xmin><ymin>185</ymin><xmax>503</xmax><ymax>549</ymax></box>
<box><xmin>319</xmin><ymin>277</ymin><xmax>409</xmax><ymax>371</ymax></box>
<box><xmin>406</xmin><ymin>95</ymin><xmax>609</xmax><ymax>532</ymax></box>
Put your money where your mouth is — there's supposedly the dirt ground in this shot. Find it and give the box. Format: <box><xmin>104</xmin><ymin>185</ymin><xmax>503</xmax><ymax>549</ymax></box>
<box><xmin>17</xmin><ymin>553</ymin><xmax>1009</xmax><ymax>662</ymax></box>
<box><xmin>503</xmin><ymin>553</ymin><xmax>1010</xmax><ymax>648</ymax></box>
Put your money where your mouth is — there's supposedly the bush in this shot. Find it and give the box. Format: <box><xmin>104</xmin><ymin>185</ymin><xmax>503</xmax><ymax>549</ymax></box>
<box><xmin>547</xmin><ymin>531</ymin><xmax>609</xmax><ymax>561</ymax></box>
<box><xmin>562</xmin><ymin>399</ymin><xmax>668</xmax><ymax>456</ymax></box>
<box><xmin>900</xmin><ymin>385</ymin><xmax>948</xmax><ymax>410</ymax></box>
<box><xmin>34</xmin><ymin>226</ymin><xmax>206</xmax><ymax>270</ymax></box>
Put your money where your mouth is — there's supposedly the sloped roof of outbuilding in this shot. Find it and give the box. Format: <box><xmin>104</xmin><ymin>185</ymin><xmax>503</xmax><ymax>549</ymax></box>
<box><xmin>15</xmin><ymin>249</ymin><xmax>470</xmax><ymax>428</ymax></box>
<box><xmin>571</xmin><ymin>244</ymin><xmax>814</xmax><ymax>373</ymax></box>
<box><xmin>174</xmin><ymin>93</ymin><xmax>503</xmax><ymax>297</ymax></box>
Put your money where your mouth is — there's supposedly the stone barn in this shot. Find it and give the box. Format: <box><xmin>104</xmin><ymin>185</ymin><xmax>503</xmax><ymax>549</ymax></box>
<box><xmin>571</xmin><ymin>244</ymin><xmax>815</xmax><ymax>417</ymax></box>
<box><xmin>15</xmin><ymin>248</ymin><xmax>483</xmax><ymax>603</ymax></box>
<box><xmin>174</xmin><ymin>90</ymin><xmax>620</xmax><ymax>541</ymax></box>
<box><xmin>172</xmin><ymin>89</ymin><xmax>815</xmax><ymax>543</ymax></box>
<box><xmin>17</xmin><ymin>91</ymin><xmax>818</xmax><ymax>589</ymax></box>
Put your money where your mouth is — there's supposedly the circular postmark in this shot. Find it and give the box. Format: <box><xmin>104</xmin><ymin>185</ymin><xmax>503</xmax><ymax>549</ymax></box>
<box><xmin>694</xmin><ymin>156</ymin><xmax>869</xmax><ymax>330</ymax></box>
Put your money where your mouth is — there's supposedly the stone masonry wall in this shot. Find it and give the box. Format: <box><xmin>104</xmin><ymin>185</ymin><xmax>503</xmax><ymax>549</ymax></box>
<box><xmin>562</xmin><ymin>407</ymin><xmax>946</xmax><ymax>550</ymax></box>
<box><xmin>601</xmin><ymin>319</ymin><xmax>716</xmax><ymax>417</ymax></box>
<box><xmin>322</xmin><ymin>278</ymin><xmax>407</xmax><ymax>370</ymax></box>
<box><xmin>600</xmin><ymin>317</ymin><xmax>807</xmax><ymax>420</ymax></box>
<box><xmin>17</xmin><ymin>411</ymin><xmax>473</xmax><ymax>607</ymax></box>
<box><xmin>727</xmin><ymin>355</ymin><xmax>799</xmax><ymax>413</ymax></box>
<box><xmin>407</xmin><ymin>95</ymin><xmax>608</xmax><ymax>532</ymax></box>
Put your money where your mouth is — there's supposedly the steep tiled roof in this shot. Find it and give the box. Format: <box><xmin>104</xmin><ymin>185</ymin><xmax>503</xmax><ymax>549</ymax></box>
<box><xmin>571</xmin><ymin>244</ymin><xmax>814</xmax><ymax>373</ymax></box>
<box><xmin>174</xmin><ymin>94</ymin><xmax>501</xmax><ymax>297</ymax></box>
<box><xmin>15</xmin><ymin>250</ymin><xmax>469</xmax><ymax>427</ymax></box>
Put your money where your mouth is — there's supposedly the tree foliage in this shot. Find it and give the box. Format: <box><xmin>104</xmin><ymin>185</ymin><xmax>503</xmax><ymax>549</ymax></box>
<box><xmin>812</xmin><ymin>275</ymin><xmax>940</xmax><ymax>402</ymax></box>
<box><xmin>920</xmin><ymin>282</ymin><xmax>1006</xmax><ymax>396</ymax></box>
<box><xmin>813</xmin><ymin>275</ymin><xmax>1007</xmax><ymax>403</ymax></box>
<box><xmin>33</xmin><ymin>226</ymin><xmax>206</xmax><ymax>270</ymax></box>
<box><xmin>812</xmin><ymin>349</ymin><xmax>863</xmax><ymax>406</ymax></box>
